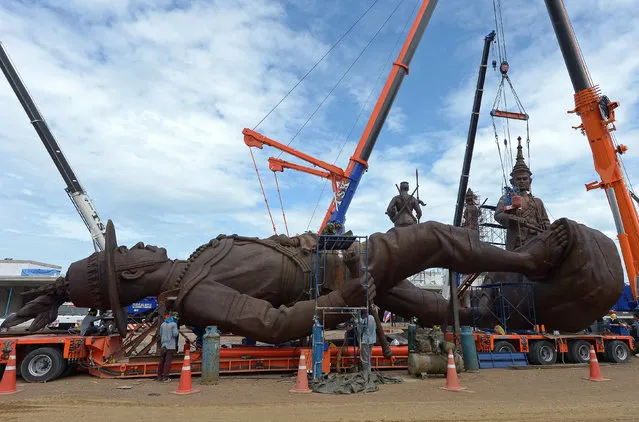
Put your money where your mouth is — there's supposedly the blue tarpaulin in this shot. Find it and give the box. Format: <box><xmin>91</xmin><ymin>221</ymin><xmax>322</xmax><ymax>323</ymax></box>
<box><xmin>21</xmin><ymin>268</ymin><xmax>61</xmax><ymax>277</ymax></box>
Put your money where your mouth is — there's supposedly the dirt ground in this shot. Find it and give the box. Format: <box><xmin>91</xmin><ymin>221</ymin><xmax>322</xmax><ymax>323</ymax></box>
<box><xmin>1</xmin><ymin>355</ymin><xmax>638</xmax><ymax>421</ymax></box>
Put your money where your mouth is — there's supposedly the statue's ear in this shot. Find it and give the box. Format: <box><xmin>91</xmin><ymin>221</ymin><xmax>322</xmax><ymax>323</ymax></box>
<box><xmin>121</xmin><ymin>270</ymin><xmax>145</xmax><ymax>281</ymax></box>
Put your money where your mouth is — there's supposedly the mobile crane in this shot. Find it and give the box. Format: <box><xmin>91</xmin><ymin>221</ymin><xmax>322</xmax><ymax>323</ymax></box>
<box><xmin>0</xmin><ymin>42</ymin><xmax>106</xmax><ymax>252</ymax></box>
<box><xmin>545</xmin><ymin>0</ymin><xmax>639</xmax><ymax>301</ymax></box>
<box><xmin>243</xmin><ymin>0</ymin><xmax>439</xmax><ymax>235</ymax></box>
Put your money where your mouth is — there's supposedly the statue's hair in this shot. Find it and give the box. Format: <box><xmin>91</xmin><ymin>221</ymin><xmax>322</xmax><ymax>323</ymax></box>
<box><xmin>0</xmin><ymin>277</ymin><xmax>70</xmax><ymax>332</ymax></box>
<box><xmin>21</xmin><ymin>276</ymin><xmax>69</xmax><ymax>301</ymax></box>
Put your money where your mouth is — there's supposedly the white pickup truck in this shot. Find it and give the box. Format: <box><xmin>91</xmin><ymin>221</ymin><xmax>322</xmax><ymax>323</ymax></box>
<box><xmin>0</xmin><ymin>302</ymin><xmax>90</xmax><ymax>333</ymax></box>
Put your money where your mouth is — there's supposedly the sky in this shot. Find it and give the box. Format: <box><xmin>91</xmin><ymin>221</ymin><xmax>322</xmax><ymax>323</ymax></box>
<box><xmin>1</xmin><ymin>0</ymin><xmax>639</xmax><ymax>276</ymax></box>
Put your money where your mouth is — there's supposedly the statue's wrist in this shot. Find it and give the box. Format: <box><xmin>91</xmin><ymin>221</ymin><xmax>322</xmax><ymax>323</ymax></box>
<box><xmin>318</xmin><ymin>290</ymin><xmax>347</xmax><ymax>308</ymax></box>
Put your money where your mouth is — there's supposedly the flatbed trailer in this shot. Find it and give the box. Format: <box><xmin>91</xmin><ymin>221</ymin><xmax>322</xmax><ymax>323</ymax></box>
<box><xmin>474</xmin><ymin>331</ymin><xmax>635</xmax><ymax>365</ymax></box>
<box><xmin>0</xmin><ymin>331</ymin><xmax>408</xmax><ymax>383</ymax></box>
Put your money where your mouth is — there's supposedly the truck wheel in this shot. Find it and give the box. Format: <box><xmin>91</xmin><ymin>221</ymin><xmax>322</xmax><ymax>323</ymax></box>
<box><xmin>528</xmin><ymin>341</ymin><xmax>556</xmax><ymax>365</ymax></box>
<box><xmin>567</xmin><ymin>340</ymin><xmax>591</xmax><ymax>364</ymax></box>
<box><xmin>493</xmin><ymin>341</ymin><xmax>516</xmax><ymax>353</ymax></box>
<box><xmin>604</xmin><ymin>340</ymin><xmax>630</xmax><ymax>363</ymax></box>
<box><xmin>20</xmin><ymin>347</ymin><xmax>66</xmax><ymax>383</ymax></box>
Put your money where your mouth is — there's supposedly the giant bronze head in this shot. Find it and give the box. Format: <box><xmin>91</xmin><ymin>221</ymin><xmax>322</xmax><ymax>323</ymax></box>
<box><xmin>66</xmin><ymin>220</ymin><xmax>169</xmax><ymax>337</ymax></box>
<box><xmin>510</xmin><ymin>137</ymin><xmax>532</xmax><ymax>192</ymax></box>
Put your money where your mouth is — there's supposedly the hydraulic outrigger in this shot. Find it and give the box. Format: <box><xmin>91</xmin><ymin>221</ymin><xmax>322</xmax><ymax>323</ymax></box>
<box><xmin>0</xmin><ymin>42</ymin><xmax>106</xmax><ymax>252</ymax></box>
<box><xmin>244</xmin><ymin>0</ymin><xmax>439</xmax><ymax>235</ymax></box>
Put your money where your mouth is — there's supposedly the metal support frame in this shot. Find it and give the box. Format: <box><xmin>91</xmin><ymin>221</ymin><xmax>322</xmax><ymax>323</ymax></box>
<box><xmin>479</xmin><ymin>205</ymin><xmax>506</xmax><ymax>248</ymax></box>
<box><xmin>310</xmin><ymin>234</ymin><xmax>369</xmax><ymax>377</ymax></box>
<box><xmin>469</xmin><ymin>281</ymin><xmax>537</xmax><ymax>332</ymax></box>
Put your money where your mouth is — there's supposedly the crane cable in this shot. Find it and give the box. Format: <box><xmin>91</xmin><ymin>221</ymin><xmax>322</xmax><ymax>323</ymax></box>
<box><xmin>273</xmin><ymin>173</ymin><xmax>290</xmax><ymax>236</ymax></box>
<box><xmin>248</xmin><ymin>147</ymin><xmax>278</xmax><ymax>235</ymax></box>
<box><xmin>490</xmin><ymin>0</ymin><xmax>531</xmax><ymax>188</ymax></box>
<box><xmin>252</xmin><ymin>0</ymin><xmax>380</xmax><ymax>131</ymax></box>
<box><xmin>275</xmin><ymin>0</ymin><xmax>406</xmax><ymax>233</ymax></box>
<box><xmin>249</xmin><ymin>0</ymin><xmax>380</xmax><ymax>235</ymax></box>
<box><xmin>306</xmin><ymin>0</ymin><xmax>420</xmax><ymax>231</ymax></box>
<box><xmin>277</xmin><ymin>0</ymin><xmax>407</xmax><ymax>157</ymax></box>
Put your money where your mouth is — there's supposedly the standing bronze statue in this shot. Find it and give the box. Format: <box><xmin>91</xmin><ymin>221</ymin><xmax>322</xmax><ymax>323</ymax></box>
<box><xmin>386</xmin><ymin>181</ymin><xmax>423</xmax><ymax>227</ymax></box>
<box><xmin>2</xmin><ymin>216</ymin><xmax>623</xmax><ymax>341</ymax></box>
<box><xmin>495</xmin><ymin>138</ymin><xmax>550</xmax><ymax>250</ymax></box>
<box><xmin>461</xmin><ymin>188</ymin><xmax>480</xmax><ymax>234</ymax></box>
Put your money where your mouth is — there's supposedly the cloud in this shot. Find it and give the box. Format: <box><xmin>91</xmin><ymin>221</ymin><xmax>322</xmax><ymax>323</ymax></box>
<box><xmin>1</xmin><ymin>0</ymin><xmax>638</xmax><ymax>281</ymax></box>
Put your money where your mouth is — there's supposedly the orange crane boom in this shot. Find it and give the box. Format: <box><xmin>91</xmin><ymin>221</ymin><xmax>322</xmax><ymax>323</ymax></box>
<box><xmin>546</xmin><ymin>0</ymin><xmax>639</xmax><ymax>300</ymax></box>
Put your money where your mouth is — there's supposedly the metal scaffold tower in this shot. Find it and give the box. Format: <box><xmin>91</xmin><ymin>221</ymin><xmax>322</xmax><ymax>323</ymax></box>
<box><xmin>310</xmin><ymin>234</ymin><xmax>370</xmax><ymax>379</ymax></box>
<box><xmin>479</xmin><ymin>204</ymin><xmax>506</xmax><ymax>248</ymax></box>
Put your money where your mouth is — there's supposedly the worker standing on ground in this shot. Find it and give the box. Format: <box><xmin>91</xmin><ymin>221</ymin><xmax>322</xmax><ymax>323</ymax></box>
<box><xmin>157</xmin><ymin>314</ymin><xmax>178</xmax><ymax>382</ymax></box>
<box><xmin>358</xmin><ymin>309</ymin><xmax>376</xmax><ymax>375</ymax></box>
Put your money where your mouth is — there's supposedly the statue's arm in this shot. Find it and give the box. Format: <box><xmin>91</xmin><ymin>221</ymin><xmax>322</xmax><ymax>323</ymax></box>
<box><xmin>536</xmin><ymin>198</ymin><xmax>551</xmax><ymax>229</ymax></box>
<box><xmin>386</xmin><ymin>197</ymin><xmax>397</xmax><ymax>215</ymax></box>
<box><xmin>494</xmin><ymin>197</ymin><xmax>510</xmax><ymax>227</ymax></box>
<box><xmin>183</xmin><ymin>278</ymin><xmax>371</xmax><ymax>344</ymax></box>
<box><xmin>413</xmin><ymin>198</ymin><xmax>422</xmax><ymax>220</ymax></box>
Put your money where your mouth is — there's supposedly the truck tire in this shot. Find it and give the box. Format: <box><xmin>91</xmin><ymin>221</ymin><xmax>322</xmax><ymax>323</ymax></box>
<box><xmin>493</xmin><ymin>341</ymin><xmax>517</xmax><ymax>353</ymax></box>
<box><xmin>528</xmin><ymin>340</ymin><xmax>556</xmax><ymax>365</ymax></box>
<box><xmin>20</xmin><ymin>347</ymin><xmax>66</xmax><ymax>383</ymax></box>
<box><xmin>604</xmin><ymin>340</ymin><xmax>630</xmax><ymax>363</ymax></box>
<box><xmin>567</xmin><ymin>340</ymin><xmax>591</xmax><ymax>364</ymax></box>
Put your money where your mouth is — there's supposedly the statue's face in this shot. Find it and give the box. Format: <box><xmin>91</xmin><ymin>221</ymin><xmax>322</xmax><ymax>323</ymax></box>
<box><xmin>113</xmin><ymin>242</ymin><xmax>169</xmax><ymax>271</ymax></box>
<box><xmin>513</xmin><ymin>174</ymin><xmax>531</xmax><ymax>191</ymax></box>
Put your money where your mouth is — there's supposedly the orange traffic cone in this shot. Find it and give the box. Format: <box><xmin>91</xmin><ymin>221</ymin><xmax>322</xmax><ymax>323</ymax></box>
<box><xmin>289</xmin><ymin>349</ymin><xmax>311</xmax><ymax>394</ymax></box>
<box><xmin>171</xmin><ymin>345</ymin><xmax>201</xmax><ymax>395</ymax></box>
<box><xmin>0</xmin><ymin>343</ymin><xmax>22</xmax><ymax>395</ymax></box>
<box><xmin>585</xmin><ymin>345</ymin><xmax>609</xmax><ymax>382</ymax></box>
<box><xmin>440</xmin><ymin>348</ymin><xmax>466</xmax><ymax>392</ymax></box>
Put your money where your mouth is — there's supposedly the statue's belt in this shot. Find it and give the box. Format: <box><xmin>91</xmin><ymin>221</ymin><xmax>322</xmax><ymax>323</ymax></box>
<box><xmin>158</xmin><ymin>234</ymin><xmax>313</xmax><ymax>308</ymax></box>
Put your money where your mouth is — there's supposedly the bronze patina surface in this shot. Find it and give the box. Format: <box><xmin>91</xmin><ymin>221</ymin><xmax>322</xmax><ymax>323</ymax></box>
<box><xmin>1</xmin><ymin>217</ymin><xmax>623</xmax><ymax>341</ymax></box>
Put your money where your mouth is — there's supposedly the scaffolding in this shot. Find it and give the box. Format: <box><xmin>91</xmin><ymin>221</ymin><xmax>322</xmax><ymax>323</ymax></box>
<box><xmin>479</xmin><ymin>204</ymin><xmax>506</xmax><ymax>248</ymax></box>
<box><xmin>310</xmin><ymin>234</ymin><xmax>370</xmax><ymax>378</ymax></box>
<box><xmin>469</xmin><ymin>281</ymin><xmax>537</xmax><ymax>332</ymax></box>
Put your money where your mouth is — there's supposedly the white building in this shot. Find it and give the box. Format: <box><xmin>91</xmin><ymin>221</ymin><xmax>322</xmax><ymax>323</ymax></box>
<box><xmin>0</xmin><ymin>259</ymin><xmax>61</xmax><ymax>316</ymax></box>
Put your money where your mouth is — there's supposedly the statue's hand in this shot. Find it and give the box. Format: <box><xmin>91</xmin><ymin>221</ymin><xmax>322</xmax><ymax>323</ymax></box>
<box><xmin>339</xmin><ymin>275</ymin><xmax>376</xmax><ymax>306</ymax></box>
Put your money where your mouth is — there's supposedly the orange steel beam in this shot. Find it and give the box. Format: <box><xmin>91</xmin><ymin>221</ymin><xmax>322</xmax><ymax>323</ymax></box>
<box><xmin>243</xmin><ymin>128</ymin><xmax>345</xmax><ymax>177</ymax></box>
<box><xmin>490</xmin><ymin>109</ymin><xmax>529</xmax><ymax>121</ymax></box>
<box><xmin>268</xmin><ymin>157</ymin><xmax>333</xmax><ymax>179</ymax></box>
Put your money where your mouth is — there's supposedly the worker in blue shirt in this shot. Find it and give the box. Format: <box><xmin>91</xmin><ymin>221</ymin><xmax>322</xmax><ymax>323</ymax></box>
<box><xmin>358</xmin><ymin>309</ymin><xmax>377</xmax><ymax>375</ymax></box>
<box><xmin>156</xmin><ymin>314</ymin><xmax>179</xmax><ymax>382</ymax></box>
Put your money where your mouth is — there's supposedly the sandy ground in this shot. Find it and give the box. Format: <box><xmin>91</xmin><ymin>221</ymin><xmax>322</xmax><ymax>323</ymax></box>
<box><xmin>1</xmin><ymin>355</ymin><xmax>638</xmax><ymax>421</ymax></box>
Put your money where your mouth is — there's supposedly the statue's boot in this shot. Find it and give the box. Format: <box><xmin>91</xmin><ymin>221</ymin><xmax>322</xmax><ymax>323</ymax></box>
<box><xmin>371</xmin><ymin>219</ymin><xmax>624</xmax><ymax>331</ymax></box>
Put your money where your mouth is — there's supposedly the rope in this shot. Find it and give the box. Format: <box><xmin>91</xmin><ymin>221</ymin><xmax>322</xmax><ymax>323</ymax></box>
<box><xmin>305</xmin><ymin>0</ymin><xmax>419</xmax><ymax>231</ymax></box>
<box><xmin>248</xmin><ymin>147</ymin><xmax>278</xmax><ymax>235</ymax></box>
<box><xmin>492</xmin><ymin>118</ymin><xmax>509</xmax><ymax>187</ymax></box>
<box><xmin>252</xmin><ymin>0</ymin><xmax>381</xmax><ymax>131</ymax></box>
<box><xmin>278</xmin><ymin>0</ymin><xmax>406</xmax><ymax>157</ymax></box>
<box><xmin>273</xmin><ymin>172</ymin><xmax>290</xmax><ymax>237</ymax></box>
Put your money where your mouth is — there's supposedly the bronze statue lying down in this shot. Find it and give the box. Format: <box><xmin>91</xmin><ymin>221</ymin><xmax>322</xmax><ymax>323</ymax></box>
<box><xmin>1</xmin><ymin>217</ymin><xmax>623</xmax><ymax>341</ymax></box>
